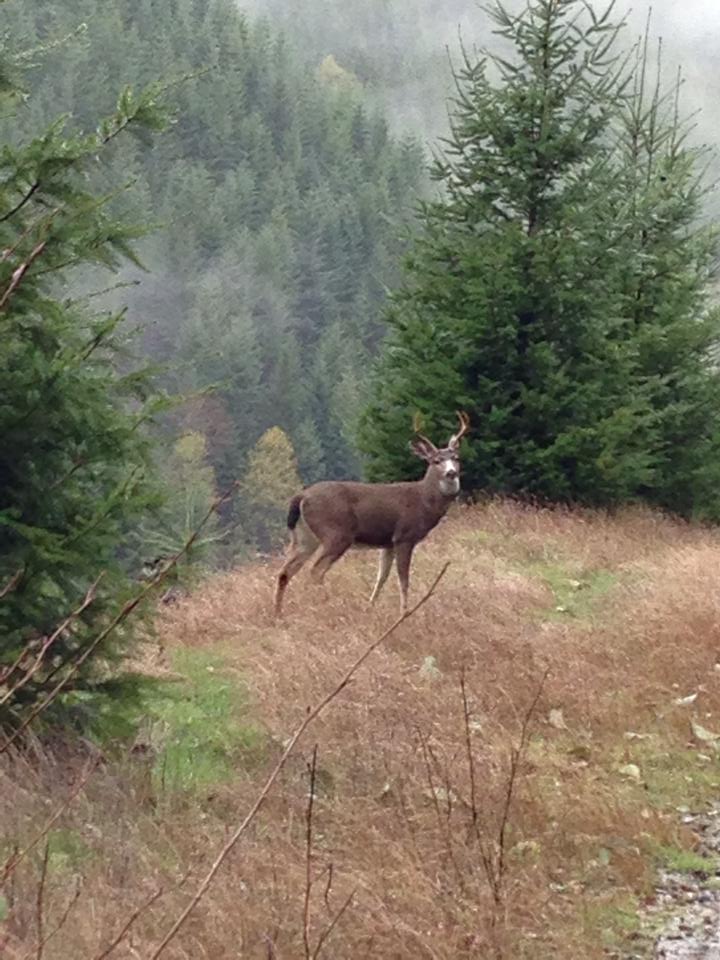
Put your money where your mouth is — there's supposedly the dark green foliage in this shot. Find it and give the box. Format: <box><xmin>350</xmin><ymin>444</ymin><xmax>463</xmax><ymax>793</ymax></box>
<box><xmin>0</xmin><ymin>82</ymin><xmax>170</xmax><ymax>731</ymax></box>
<box><xmin>360</xmin><ymin>0</ymin><xmax>720</xmax><ymax>518</ymax></box>
<box><xmin>611</xmin><ymin>38</ymin><xmax>720</xmax><ymax>518</ymax></box>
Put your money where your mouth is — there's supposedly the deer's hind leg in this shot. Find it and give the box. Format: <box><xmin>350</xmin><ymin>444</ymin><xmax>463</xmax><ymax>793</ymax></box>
<box><xmin>274</xmin><ymin>521</ymin><xmax>317</xmax><ymax>616</ymax></box>
<box><xmin>309</xmin><ymin>532</ymin><xmax>354</xmax><ymax>585</ymax></box>
<box><xmin>394</xmin><ymin>541</ymin><xmax>415</xmax><ymax>616</ymax></box>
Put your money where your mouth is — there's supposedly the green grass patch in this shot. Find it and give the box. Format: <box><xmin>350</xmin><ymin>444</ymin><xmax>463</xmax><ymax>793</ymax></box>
<box><xmin>582</xmin><ymin>894</ymin><xmax>643</xmax><ymax>949</ymax></box>
<box><xmin>633</xmin><ymin>745</ymin><xmax>720</xmax><ymax>810</ymax></box>
<box><xmin>521</xmin><ymin>560</ymin><xmax>619</xmax><ymax>620</ymax></box>
<box><xmin>653</xmin><ymin>844</ymin><xmax>717</xmax><ymax>876</ymax></box>
<box><xmin>47</xmin><ymin>827</ymin><xmax>92</xmax><ymax>872</ymax></box>
<box><xmin>148</xmin><ymin>648</ymin><xmax>264</xmax><ymax>797</ymax></box>
<box><xmin>61</xmin><ymin>648</ymin><xmax>265</xmax><ymax>798</ymax></box>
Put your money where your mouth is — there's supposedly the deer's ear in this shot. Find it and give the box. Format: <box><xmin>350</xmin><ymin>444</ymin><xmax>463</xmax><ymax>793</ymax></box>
<box><xmin>409</xmin><ymin>438</ymin><xmax>436</xmax><ymax>462</ymax></box>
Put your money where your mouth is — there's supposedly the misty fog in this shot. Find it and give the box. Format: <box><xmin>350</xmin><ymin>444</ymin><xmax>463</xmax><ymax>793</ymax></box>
<box><xmin>240</xmin><ymin>0</ymin><xmax>720</xmax><ymax>157</ymax></box>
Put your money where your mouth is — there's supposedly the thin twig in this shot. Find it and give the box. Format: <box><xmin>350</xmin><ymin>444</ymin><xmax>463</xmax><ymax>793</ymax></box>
<box><xmin>0</xmin><ymin>207</ymin><xmax>61</xmax><ymax>266</ymax></box>
<box><xmin>303</xmin><ymin>745</ymin><xmax>319</xmax><ymax>960</ymax></box>
<box><xmin>0</xmin><ymin>484</ymin><xmax>238</xmax><ymax>754</ymax></box>
<box><xmin>460</xmin><ymin>673</ymin><xmax>501</xmax><ymax>900</ymax></box>
<box><xmin>0</xmin><ymin>568</ymin><xmax>23</xmax><ymax>601</ymax></box>
<box><xmin>0</xmin><ymin>181</ymin><xmax>39</xmax><ymax>224</ymax></box>
<box><xmin>460</xmin><ymin>669</ymin><xmax>478</xmax><ymax>835</ymax></box>
<box><xmin>93</xmin><ymin>888</ymin><xmax>164</xmax><ymax>960</ymax></box>
<box><xmin>22</xmin><ymin>879</ymin><xmax>82</xmax><ymax>960</ymax></box>
<box><xmin>0</xmin><ymin>240</ymin><xmax>47</xmax><ymax>312</ymax></box>
<box><xmin>1</xmin><ymin>758</ymin><xmax>99</xmax><ymax>884</ymax></box>
<box><xmin>146</xmin><ymin>563</ymin><xmax>450</xmax><ymax>960</ymax></box>
<box><xmin>312</xmin><ymin>889</ymin><xmax>356</xmax><ymax>960</ymax></box>
<box><xmin>322</xmin><ymin>863</ymin><xmax>334</xmax><ymax>913</ymax></box>
<box><xmin>495</xmin><ymin>668</ymin><xmax>550</xmax><ymax>903</ymax></box>
<box><xmin>35</xmin><ymin>841</ymin><xmax>50</xmax><ymax>960</ymax></box>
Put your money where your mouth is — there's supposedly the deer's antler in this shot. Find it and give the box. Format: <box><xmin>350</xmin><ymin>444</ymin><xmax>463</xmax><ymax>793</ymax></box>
<box><xmin>412</xmin><ymin>411</ymin><xmax>436</xmax><ymax>451</ymax></box>
<box><xmin>449</xmin><ymin>411</ymin><xmax>470</xmax><ymax>448</ymax></box>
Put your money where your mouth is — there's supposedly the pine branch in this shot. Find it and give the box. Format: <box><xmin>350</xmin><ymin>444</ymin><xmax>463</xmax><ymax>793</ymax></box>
<box><xmin>0</xmin><ymin>180</ymin><xmax>39</xmax><ymax>224</ymax></box>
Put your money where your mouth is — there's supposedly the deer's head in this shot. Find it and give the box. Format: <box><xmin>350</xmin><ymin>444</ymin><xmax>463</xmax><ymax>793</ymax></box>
<box><xmin>410</xmin><ymin>411</ymin><xmax>470</xmax><ymax>498</ymax></box>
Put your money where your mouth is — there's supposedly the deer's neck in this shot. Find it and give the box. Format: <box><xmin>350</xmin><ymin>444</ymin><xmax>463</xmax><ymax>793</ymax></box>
<box><xmin>420</xmin><ymin>470</ymin><xmax>454</xmax><ymax>518</ymax></box>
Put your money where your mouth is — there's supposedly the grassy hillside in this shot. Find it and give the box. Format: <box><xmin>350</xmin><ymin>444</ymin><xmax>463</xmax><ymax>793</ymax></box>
<box><xmin>4</xmin><ymin>500</ymin><xmax>720</xmax><ymax>957</ymax></box>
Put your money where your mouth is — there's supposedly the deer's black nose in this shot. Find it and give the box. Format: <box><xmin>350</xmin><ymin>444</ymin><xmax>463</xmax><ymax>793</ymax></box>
<box><xmin>445</xmin><ymin>468</ymin><xmax>457</xmax><ymax>479</ymax></box>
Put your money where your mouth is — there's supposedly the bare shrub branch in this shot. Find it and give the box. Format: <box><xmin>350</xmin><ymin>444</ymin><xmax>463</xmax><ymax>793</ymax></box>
<box><xmin>460</xmin><ymin>667</ymin><xmax>550</xmax><ymax>910</ymax></box>
<box><xmin>34</xmin><ymin>841</ymin><xmax>50</xmax><ymax>960</ymax></box>
<box><xmin>147</xmin><ymin>562</ymin><xmax>450</xmax><ymax>960</ymax></box>
<box><xmin>312</xmin><ymin>889</ymin><xmax>356</xmax><ymax>960</ymax></box>
<box><xmin>302</xmin><ymin>745</ymin><xmax>318</xmax><ymax>960</ymax></box>
<box><xmin>300</xmin><ymin>746</ymin><xmax>355</xmax><ymax>960</ymax></box>
<box><xmin>0</xmin><ymin>577</ymin><xmax>102</xmax><ymax>709</ymax></box>
<box><xmin>22</xmin><ymin>877</ymin><xmax>82</xmax><ymax>960</ymax></box>
<box><xmin>92</xmin><ymin>887</ymin><xmax>165</xmax><ymax>960</ymax></box>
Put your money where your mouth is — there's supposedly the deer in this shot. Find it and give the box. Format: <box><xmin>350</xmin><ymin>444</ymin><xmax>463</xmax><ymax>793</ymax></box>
<box><xmin>274</xmin><ymin>412</ymin><xmax>470</xmax><ymax>616</ymax></box>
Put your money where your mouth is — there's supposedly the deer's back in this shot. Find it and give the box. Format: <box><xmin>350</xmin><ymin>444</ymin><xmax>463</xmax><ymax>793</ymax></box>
<box><xmin>300</xmin><ymin>480</ymin><xmax>432</xmax><ymax>548</ymax></box>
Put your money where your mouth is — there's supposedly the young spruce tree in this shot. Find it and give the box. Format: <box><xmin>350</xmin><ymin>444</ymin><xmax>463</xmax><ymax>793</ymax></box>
<box><xmin>612</xmin><ymin>34</ymin><xmax>720</xmax><ymax>517</ymax></box>
<box><xmin>0</xmin><ymin>83</ymin><xmax>169</xmax><ymax>731</ymax></box>
<box><xmin>359</xmin><ymin>0</ymin><xmax>720</xmax><ymax>515</ymax></box>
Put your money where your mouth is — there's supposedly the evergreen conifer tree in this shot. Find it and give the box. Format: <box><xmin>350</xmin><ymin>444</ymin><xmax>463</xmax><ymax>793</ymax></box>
<box><xmin>611</xmin><ymin>34</ymin><xmax>720</xmax><ymax>516</ymax></box>
<box><xmin>0</xmin><ymin>83</ymin><xmax>169</xmax><ymax>729</ymax></box>
<box><xmin>359</xmin><ymin>0</ymin><xmax>720</xmax><ymax>517</ymax></box>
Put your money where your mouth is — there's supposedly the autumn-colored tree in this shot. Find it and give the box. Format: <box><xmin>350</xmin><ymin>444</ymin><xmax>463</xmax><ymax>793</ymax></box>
<box><xmin>242</xmin><ymin>427</ymin><xmax>302</xmax><ymax>551</ymax></box>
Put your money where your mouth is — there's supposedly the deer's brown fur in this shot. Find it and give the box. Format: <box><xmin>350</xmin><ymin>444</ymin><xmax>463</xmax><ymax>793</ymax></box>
<box><xmin>274</xmin><ymin>413</ymin><xmax>469</xmax><ymax>615</ymax></box>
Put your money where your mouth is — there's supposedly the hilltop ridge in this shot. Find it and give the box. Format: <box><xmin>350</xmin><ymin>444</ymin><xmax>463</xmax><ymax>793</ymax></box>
<box><xmin>5</xmin><ymin>499</ymin><xmax>720</xmax><ymax>957</ymax></box>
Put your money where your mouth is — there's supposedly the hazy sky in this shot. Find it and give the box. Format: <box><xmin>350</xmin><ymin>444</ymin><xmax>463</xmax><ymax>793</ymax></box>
<box><xmin>623</xmin><ymin>0</ymin><xmax>720</xmax><ymax>144</ymax></box>
<box><xmin>242</xmin><ymin>0</ymin><xmax>720</xmax><ymax>149</ymax></box>
<box><xmin>463</xmin><ymin>1</ymin><xmax>720</xmax><ymax>142</ymax></box>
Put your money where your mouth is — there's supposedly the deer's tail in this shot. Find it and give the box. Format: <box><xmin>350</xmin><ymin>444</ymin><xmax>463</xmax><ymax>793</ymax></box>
<box><xmin>287</xmin><ymin>493</ymin><xmax>303</xmax><ymax>531</ymax></box>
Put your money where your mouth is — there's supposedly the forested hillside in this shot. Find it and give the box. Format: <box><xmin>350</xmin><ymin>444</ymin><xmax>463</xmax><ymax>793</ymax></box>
<box><xmin>4</xmin><ymin>0</ymin><xmax>425</xmax><ymax>554</ymax></box>
<box><xmin>242</xmin><ymin>0</ymin><xmax>483</xmax><ymax>136</ymax></box>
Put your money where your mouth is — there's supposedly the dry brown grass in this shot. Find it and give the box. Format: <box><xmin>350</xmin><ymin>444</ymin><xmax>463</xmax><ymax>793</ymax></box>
<box><xmin>3</xmin><ymin>499</ymin><xmax>720</xmax><ymax>959</ymax></box>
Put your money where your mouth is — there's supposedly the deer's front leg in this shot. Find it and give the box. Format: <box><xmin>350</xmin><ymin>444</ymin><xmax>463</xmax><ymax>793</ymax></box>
<box><xmin>394</xmin><ymin>542</ymin><xmax>414</xmax><ymax>616</ymax></box>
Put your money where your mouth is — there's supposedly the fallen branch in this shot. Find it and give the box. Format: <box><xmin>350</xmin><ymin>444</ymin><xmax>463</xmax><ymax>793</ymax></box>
<box><xmin>146</xmin><ymin>562</ymin><xmax>451</xmax><ymax>960</ymax></box>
